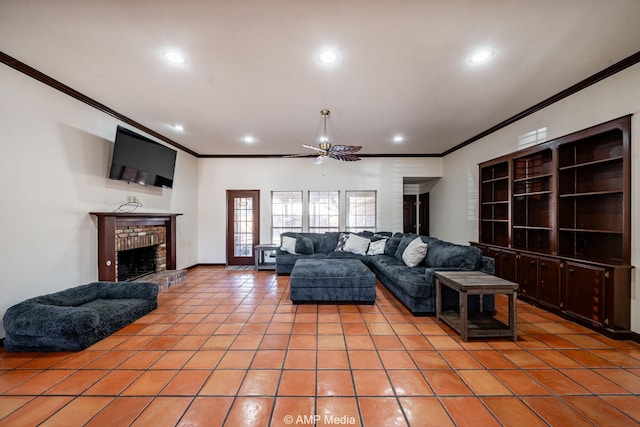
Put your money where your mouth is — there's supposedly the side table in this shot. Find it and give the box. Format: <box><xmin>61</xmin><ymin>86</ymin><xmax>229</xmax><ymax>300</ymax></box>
<box><xmin>435</xmin><ymin>271</ymin><xmax>519</xmax><ymax>341</ymax></box>
<box><xmin>254</xmin><ymin>244</ymin><xmax>279</xmax><ymax>271</ymax></box>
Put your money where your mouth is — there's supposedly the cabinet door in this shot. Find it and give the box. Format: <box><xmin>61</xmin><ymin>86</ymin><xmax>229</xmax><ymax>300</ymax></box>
<box><xmin>538</xmin><ymin>257</ymin><xmax>561</xmax><ymax>309</ymax></box>
<box><xmin>501</xmin><ymin>250</ymin><xmax>517</xmax><ymax>282</ymax></box>
<box><xmin>517</xmin><ymin>254</ymin><xmax>538</xmax><ymax>299</ymax></box>
<box><xmin>563</xmin><ymin>261</ymin><xmax>606</xmax><ymax>324</ymax></box>
<box><xmin>487</xmin><ymin>247</ymin><xmax>502</xmax><ymax>277</ymax></box>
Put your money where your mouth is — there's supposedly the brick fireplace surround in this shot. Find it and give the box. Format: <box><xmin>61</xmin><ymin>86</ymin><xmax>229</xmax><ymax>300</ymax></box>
<box><xmin>90</xmin><ymin>212</ymin><xmax>181</xmax><ymax>282</ymax></box>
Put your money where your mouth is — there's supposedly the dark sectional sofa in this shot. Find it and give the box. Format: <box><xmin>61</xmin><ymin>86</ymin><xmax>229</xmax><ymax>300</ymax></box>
<box><xmin>276</xmin><ymin>231</ymin><xmax>495</xmax><ymax>315</ymax></box>
<box><xmin>3</xmin><ymin>281</ymin><xmax>158</xmax><ymax>352</ymax></box>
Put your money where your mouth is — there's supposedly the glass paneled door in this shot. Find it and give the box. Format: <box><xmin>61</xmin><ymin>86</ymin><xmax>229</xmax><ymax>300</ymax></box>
<box><xmin>226</xmin><ymin>190</ymin><xmax>260</xmax><ymax>265</ymax></box>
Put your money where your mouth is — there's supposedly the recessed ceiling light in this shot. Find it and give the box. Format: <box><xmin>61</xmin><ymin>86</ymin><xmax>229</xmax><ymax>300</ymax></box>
<box><xmin>393</xmin><ymin>135</ymin><xmax>404</xmax><ymax>143</ymax></box>
<box><xmin>171</xmin><ymin>124</ymin><xmax>184</xmax><ymax>132</ymax></box>
<box><xmin>318</xmin><ymin>49</ymin><xmax>340</xmax><ymax>65</ymax></box>
<box><xmin>242</xmin><ymin>136</ymin><xmax>256</xmax><ymax>144</ymax></box>
<box><xmin>162</xmin><ymin>50</ymin><xmax>187</xmax><ymax>65</ymax></box>
<box><xmin>468</xmin><ymin>49</ymin><xmax>494</xmax><ymax>64</ymax></box>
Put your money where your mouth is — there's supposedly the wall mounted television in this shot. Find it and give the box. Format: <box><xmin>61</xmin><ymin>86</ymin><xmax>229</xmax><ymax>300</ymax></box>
<box><xmin>109</xmin><ymin>126</ymin><xmax>177</xmax><ymax>189</ymax></box>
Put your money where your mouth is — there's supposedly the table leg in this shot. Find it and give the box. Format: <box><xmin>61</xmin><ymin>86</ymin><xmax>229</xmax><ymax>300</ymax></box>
<box><xmin>460</xmin><ymin>290</ymin><xmax>468</xmax><ymax>341</ymax></box>
<box><xmin>435</xmin><ymin>278</ymin><xmax>442</xmax><ymax>321</ymax></box>
<box><xmin>254</xmin><ymin>249</ymin><xmax>259</xmax><ymax>271</ymax></box>
<box><xmin>510</xmin><ymin>291</ymin><xmax>517</xmax><ymax>341</ymax></box>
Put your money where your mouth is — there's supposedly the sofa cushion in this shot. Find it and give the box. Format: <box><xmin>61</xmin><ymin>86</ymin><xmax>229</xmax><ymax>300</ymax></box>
<box><xmin>371</xmin><ymin>256</ymin><xmax>431</xmax><ymax>298</ymax></box>
<box><xmin>295</xmin><ymin>234</ymin><xmax>315</xmax><ymax>255</ymax></box>
<box><xmin>322</xmin><ymin>232</ymin><xmax>341</xmax><ymax>253</ymax></box>
<box><xmin>402</xmin><ymin>237</ymin><xmax>428</xmax><ymax>267</ymax></box>
<box><xmin>384</xmin><ymin>233</ymin><xmax>404</xmax><ymax>256</ymax></box>
<box><xmin>425</xmin><ymin>238</ymin><xmax>483</xmax><ymax>270</ymax></box>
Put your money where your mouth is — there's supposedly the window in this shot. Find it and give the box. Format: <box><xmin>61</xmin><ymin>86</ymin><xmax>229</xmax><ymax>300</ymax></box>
<box><xmin>271</xmin><ymin>191</ymin><xmax>303</xmax><ymax>244</ymax></box>
<box><xmin>309</xmin><ymin>191</ymin><xmax>340</xmax><ymax>233</ymax></box>
<box><xmin>346</xmin><ymin>191</ymin><xmax>377</xmax><ymax>232</ymax></box>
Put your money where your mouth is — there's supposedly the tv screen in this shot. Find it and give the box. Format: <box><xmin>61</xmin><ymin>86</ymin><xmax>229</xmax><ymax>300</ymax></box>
<box><xmin>109</xmin><ymin>126</ymin><xmax>177</xmax><ymax>188</ymax></box>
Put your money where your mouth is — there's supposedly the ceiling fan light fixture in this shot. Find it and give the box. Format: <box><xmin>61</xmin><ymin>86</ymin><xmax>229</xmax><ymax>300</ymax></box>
<box><xmin>468</xmin><ymin>49</ymin><xmax>494</xmax><ymax>64</ymax></box>
<box><xmin>318</xmin><ymin>49</ymin><xmax>340</xmax><ymax>65</ymax></box>
<box><xmin>284</xmin><ymin>109</ymin><xmax>362</xmax><ymax>164</ymax></box>
<box><xmin>162</xmin><ymin>49</ymin><xmax>187</xmax><ymax>65</ymax></box>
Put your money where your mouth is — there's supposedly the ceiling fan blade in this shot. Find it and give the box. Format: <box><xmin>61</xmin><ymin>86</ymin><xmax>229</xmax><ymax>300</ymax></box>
<box><xmin>329</xmin><ymin>153</ymin><xmax>361</xmax><ymax>162</ymax></box>
<box><xmin>329</xmin><ymin>145</ymin><xmax>362</xmax><ymax>154</ymax></box>
<box><xmin>283</xmin><ymin>153</ymin><xmax>313</xmax><ymax>158</ymax></box>
<box><xmin>313</xmin><ymin>155</ymin><xmax>329</xmax><ymax>165</ymax></box>
<box><xmin>302</xmin><ymin>144</ymin><xmax>326</xmax><ymax>153</ymax></box>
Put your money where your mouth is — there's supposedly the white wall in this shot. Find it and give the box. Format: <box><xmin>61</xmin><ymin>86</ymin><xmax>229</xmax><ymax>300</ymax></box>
<box><xmin>0</xmin><ymin>66</ymin><xmax>199</xmax><ymax>337</ymax></box>
<box><xmin>198</xmin><ymin>157</ymin><xmax>442</xmax><ymax>263</ymax></box>
<box><xmin>431</xmin><ymin>63</ymin><xmax>640</xmax><ymax>332</ymax></box>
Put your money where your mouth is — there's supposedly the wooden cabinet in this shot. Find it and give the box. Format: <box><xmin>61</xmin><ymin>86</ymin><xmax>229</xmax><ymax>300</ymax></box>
<box><xmin>538</xmin><ymin>257</ymin><xmax>561</xmax><ymax>309</ymax></box>
<box><xmin>474</xmin><ymin>115</ymin><xmax>632</xmax><ymax>338</ymax></box>
<box><xmin>517</xmin><ymin>253</ymin><xmax>538</xmax><ymax>300</ymax></box>
<box><xmin>500</xmin><ymin>250</ymin><xmax>517</xmax><ymax>283</ymax></box>
<box><xmin>563</xmin><ymin>261</ymin><xmax>606</xmax><ymax>325</ymax></box>
<box><xmin>512</xmin><ymin>149</ymin><xmax>554</xmax><ymax>254</ymax></box>
<box><xmin>479</xmin><ymin>160</ymin><xmax>510</xmax><ymax>246</ymax></box>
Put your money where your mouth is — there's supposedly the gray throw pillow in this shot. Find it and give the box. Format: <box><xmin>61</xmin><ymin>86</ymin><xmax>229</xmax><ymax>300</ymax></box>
<box><xmin>295</xmin><ymin>235</ymin><xmax>315</xmax><ymax>255</ymax></box>
<box><xmin>384</xmin><ymin>233</ymin><xmax>404</xmax><ymax>256</ymax></box>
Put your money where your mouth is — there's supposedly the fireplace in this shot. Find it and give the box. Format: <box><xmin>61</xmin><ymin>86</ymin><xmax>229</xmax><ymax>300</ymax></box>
<box><xmin>118</xmin><ymin>246</ymin><xmax>158</xmax><ymax>281</ymax></box>
<box><xmin>90</xmin><ymin>212</ymin><xmax>181</xmax><ymax>282</ymax></box>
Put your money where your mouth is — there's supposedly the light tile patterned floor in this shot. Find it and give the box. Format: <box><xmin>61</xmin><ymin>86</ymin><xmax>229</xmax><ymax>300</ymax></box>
<box><xmin>1</xmin><ymin>266</ymin><xmax>639</xmax><ymax>426</ymax></box>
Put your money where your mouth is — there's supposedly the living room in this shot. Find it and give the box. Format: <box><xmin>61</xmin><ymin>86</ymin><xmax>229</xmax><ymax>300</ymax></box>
<box><xmin>2</xmin><ymin>2</ymin><xmax>640</xmax><ymax>425</ymax></box>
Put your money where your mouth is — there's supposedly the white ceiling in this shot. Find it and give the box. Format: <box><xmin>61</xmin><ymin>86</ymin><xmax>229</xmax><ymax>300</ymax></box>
<box><xmin>2</xmin><ymin>1</ymin><xmax>640</xmax><ymax>157</ymax></box>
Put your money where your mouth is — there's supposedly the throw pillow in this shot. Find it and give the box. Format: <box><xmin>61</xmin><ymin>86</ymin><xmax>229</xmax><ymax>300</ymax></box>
<box><xmin>384</xmin><ymin>233</ymin><xmax>404</xmax><ymax>256</ymax></box>
<box><xmin>366</xmin><ymin>238</ymin><xmax>387</xmax><ymax>255</ymax></box>
<box><xmin>402</xmin><ymin>237</ymin><xmax>428</xmax><ymax>267</ymax></box>
<box><xmin>280</xmin><ymin>236</ymin><xmax>297</xmax><ymax>254</ymax></box>
<box><xmin>334</xmin><ymin>233</ymin><xmax>350</xmax><ymax>252</ymax></box>
<box><xmin>343</xmin><ymin>233</ymin><xmax>371</xmax><ymax>255</ymax></box>
<box><xmin>294</xmin><ymin>235</ymin><xmax>314</xmax><ymax>255</ymax></box>
<box><xmin>395</xmin><ymin>233</ymin><xmax>418</xmax><ymax>260</ymax></box>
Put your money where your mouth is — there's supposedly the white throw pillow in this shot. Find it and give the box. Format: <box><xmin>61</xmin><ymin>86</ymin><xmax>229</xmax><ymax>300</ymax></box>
<box><xmin>343</xmin><ymin>234</ymin><xmax>371</xmax><ymax>255</ymax></box>
<box><xmin>402</xmin><ymin>237</ymin><xmax>428</xmax><ymax>267</ymax></box>
<box><xmin>280</xmin><ymin>236</ymin><xmax>297</xmax><ymax>254</ymax></box>
<box><xmin>367</xmin><ymin>238</ymin><xmax>388</xmax><ymax>255</ymax></box>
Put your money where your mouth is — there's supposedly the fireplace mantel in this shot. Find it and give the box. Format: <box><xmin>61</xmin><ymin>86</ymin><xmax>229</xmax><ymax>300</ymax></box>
<box><xmin>90</xmin><ymin>212</ymin><xmax>182</xmax><ymax>281</ymax></box>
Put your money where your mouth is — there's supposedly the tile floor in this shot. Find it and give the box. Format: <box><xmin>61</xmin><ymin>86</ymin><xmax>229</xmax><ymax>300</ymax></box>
<box><xmin>1</xmin><ymin>266</ymin><xmax>639</xmax><ymax>426</ymax></box>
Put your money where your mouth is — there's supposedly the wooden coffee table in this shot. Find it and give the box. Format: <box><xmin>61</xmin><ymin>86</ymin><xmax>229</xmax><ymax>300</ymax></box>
<box><xmin>435</xmin><ymin>271</ymin><xmax>518</xmax><ymax>341</ymax></box>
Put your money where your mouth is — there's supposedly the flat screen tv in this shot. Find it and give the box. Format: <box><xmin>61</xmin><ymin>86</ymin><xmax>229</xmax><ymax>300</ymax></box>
<box><xmin>109</xmin><ymin>126</ymin><xmax>177</xmax><ymax>188</ymax></box>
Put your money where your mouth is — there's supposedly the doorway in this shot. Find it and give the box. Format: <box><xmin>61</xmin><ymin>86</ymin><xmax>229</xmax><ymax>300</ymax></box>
<box><xmin>226</xmin><ymin>190</ymin><xmax>260</xmax><ymax>265</ymax></box>
<box><xmin>403</xmin><ymin>195</ymin><xmax>417</xmax><ymax>233</ymax></box>
<box><xmin>419</xmin><ymin>192</ymin><xmax>429</xmax><ymax>236</ymax></box>
<box><xmin>403</xmin><ymin>193</ymin><xmax>430</xmax><ymax>235</ymax></box>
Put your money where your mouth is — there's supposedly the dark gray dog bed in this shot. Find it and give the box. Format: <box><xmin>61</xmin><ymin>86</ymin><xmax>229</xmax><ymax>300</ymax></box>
<box><xmin>3</xmin><ymin>281</ymin><xmax>158</xmax><ymax>352</ymax></box>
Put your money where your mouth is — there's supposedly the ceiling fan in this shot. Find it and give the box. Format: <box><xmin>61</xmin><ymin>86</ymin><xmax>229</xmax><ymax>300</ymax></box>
<box><xmin>286</xmin><ymin>109</ymin><xmax>362</xmax><ymax>165</ymax></box>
